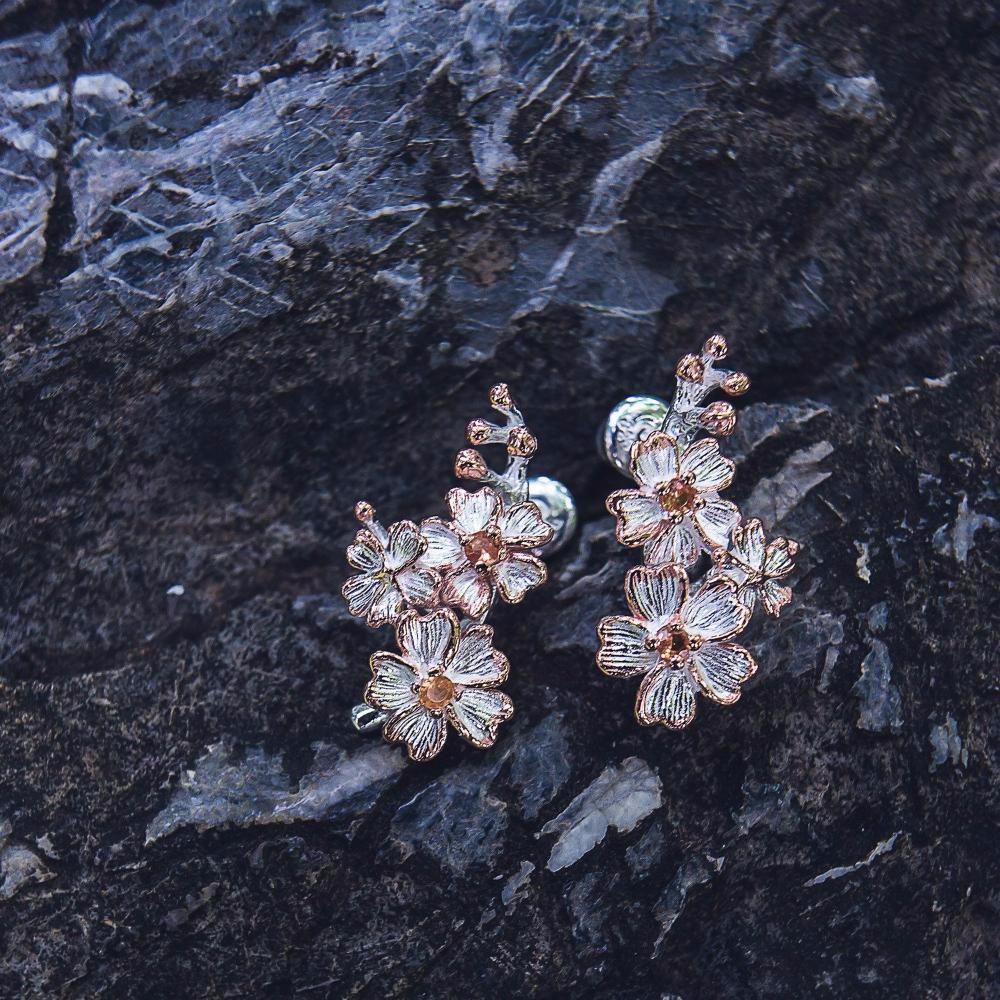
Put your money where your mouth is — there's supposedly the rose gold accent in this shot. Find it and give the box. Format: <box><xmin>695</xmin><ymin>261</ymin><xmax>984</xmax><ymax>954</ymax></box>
<box><xmin>463</xmin><ymin>530</ymin><xmax>505</xmax><ymax>568</ymax></box>
<box><xmin>505</xmin><ymin>425</ymin><xmax>537</xmax><ymax>457</ymax></box>
<box><xmin>418</xmin><ymin>675</ymin><xmax>456</xmax><ymax>711</ymax></box>
<box><xmin>703</xmin><ymin>334</ymin><xmax>728</xmax><ymax>359</ymax></box>
<box><xmin>721</xmin><ymin>371</ymin><xmax>750</xmax><ymax>395</ymax></box>
<box><xmin>467</xmin><ymin>418</ymin><xmax>492</xmax><ymax>445</ymax></box>
<box><xmin>676</xmin><ymin>354</ymin><xmax>705</xmax><ymax>382</ymax></box>
<box><xmin>455</xmin><ymin>448</ymin><xmax>489</xmax><ymax>480</ymax></box>
<box><xmin>354</xmin><ymin>500</ymin><xmax>375</xmax><ymax>523</ymax></box>
<box><xmin>699</xmin><ymin>400</ymin><xmax>736</xmax><ymax>436</ymax></box>
<box><xmin>489</xmin><ymin>383</ymin><xmax>513</xmax><ymax>409</ymax></box>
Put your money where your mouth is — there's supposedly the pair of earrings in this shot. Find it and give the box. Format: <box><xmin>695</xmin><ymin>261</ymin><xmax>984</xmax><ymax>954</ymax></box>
<box><xmin>342</xmin><ymin>338</ymin><xmax>800</xmax><ymax>762</ymax></box>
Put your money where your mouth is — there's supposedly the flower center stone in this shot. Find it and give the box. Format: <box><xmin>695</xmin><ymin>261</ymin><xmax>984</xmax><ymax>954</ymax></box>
<box><xmin>464</xmin><ymin>531</ymin><xmax>504</xmax><ymax>568</ymax></box>
<box><xmin>647</xmin><ymin>623</ymin><xmax>699</xmax><ymax>668</ymax></box>
<box><xmin>418</xmin><ymin>675</ymin><xmax>455</xmax><ymax>711</ymax></box>
<box><xmin>656</xmin><ymin>477</ymin><xmax>698</xmax><ymax>515</ymax></box>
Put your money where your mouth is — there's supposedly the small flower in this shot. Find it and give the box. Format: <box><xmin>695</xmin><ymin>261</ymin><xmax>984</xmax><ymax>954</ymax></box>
<box><xmin>418</xmin><ymin>487</ymin><xmax>553</xmax><ymax>619</ymax></box>
<box><xmin>342</xmin><ymin>520</ymin><xmax>440</xmax><ymax>627</ymax></box>
<box><xmin>596</xmin><ymin>564</ymin><xmax>756</xmax><ymax>729</ymax></box>
<box><xmin>716</xmin><ymin>518</ymin><xmax>799</xmax><ymax>617</ymax></box>
<box><xmin>365</xmin><ymin>608</ymin><xmax>514</xmax><ymax>761</ymax></box>
<box><xmin>606</xmin><ymin>431</ymin><xmax>740</xmax><ymax>567</ymax></box>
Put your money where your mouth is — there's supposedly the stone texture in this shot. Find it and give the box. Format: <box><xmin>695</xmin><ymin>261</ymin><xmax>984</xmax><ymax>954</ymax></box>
<box><xmin>0</xmin><ymin>1</ymin><xmax>997</xmax><ymax>997</ymax></box>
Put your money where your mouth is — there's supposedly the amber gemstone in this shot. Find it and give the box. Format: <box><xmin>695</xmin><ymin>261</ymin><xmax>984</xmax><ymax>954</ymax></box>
<box><xmin>656</xmin><ymin>628</ymin><xmax>690</xmax><ymax>661</ymax></box>
<box><xmin>657</xmin><ymin>477</ymin><xmax>698</xmax><ymax>514</ymax></box>
<box><xmin>419</xmin><ymin>675</ymin><xmax>455</xmax><ymax>711</ymax></box>
<box><xmin>464</xmin><ymin>531</ymin><xmax>503</xmax><ymax>567</ymax></box>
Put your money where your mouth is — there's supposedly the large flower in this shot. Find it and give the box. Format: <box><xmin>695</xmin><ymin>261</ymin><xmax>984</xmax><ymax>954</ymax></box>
<box><xmin>606</xmin><ymin>431</ymin><xmax>740</xmax><ymax>567</ymax></box>
<box><xmin>365</xmin><ymin>608</ymin><xmax>514</xmax><ymax>761</ymax></box>
<box><xmin>596</xmin><ymin>564</ymin><xmax>756</xmax><ymax>729</ymax></box>
<box><xmin>342</xmin><ymin>520</ymin><xmax>440</xmax><ymax>627</ymax></box>
<box><xmin>715</xmin><ymin>518</ymin><xmax>799</xmax><ymax>617</ymax></box>
<box><xmin>418</xmin><ymin>487</ymin><xmax>553</xmax><ymax>619</ymax></box>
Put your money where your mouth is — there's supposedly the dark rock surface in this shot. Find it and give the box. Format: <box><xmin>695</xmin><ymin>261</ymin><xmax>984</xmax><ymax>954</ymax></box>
<box><xmin>0</xmin><ymin>1</ymin><xmax>997</xmax><ymax>997</ymax></box>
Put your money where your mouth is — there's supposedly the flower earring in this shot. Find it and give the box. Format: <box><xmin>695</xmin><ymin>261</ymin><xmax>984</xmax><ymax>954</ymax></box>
<box><xmin>595</xmin><ymin>337</ymin><xmax>800</xmax><ymax>729</ymax></box>
<box><xmin>343</xmin><ymin>384</ymin><xmax>576</xmax><ymax>761</ymax></box>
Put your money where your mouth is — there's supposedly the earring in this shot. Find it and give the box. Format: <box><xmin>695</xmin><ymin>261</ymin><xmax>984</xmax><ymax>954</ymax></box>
<box><xmin>595</xmin><ymin>336</ymin><xmax>800</xmax><ymax>729</ymax></box>
<box><xmin>343</xmin><ymin>384</ymin><xmax>576</xmax><ymax>761</ymax></box>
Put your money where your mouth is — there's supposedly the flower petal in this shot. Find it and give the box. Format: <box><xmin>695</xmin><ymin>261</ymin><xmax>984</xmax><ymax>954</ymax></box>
<box><xmin>679</xmin><ymin>437</ymin><xmax>735</xmax><ymax>492</ymax></box>
<box><xmin>624</xmin><ymin>564</ymin><xmax>687</xmax><ymax>625</ymax></box>
<box><xmin>368</xmin><ymin>582</ymin><xmax>404</xmax><ymax>626</ymax></box>
<box><xmin>347</xmin><ymin>529</ymin><xmax>383</xmax><ymax>573</ymax></box>
<box><xmin>395</xmin><ymin>608</ymin><xmax>458</xmax><ymax>673</ymax></box>
<box><xmin>492</xmin><ymin>553</ymin><xmax>546</xmax><ymax>604</ymax></box>
<box><xmin>692</xmin><ymin>496</ymin><xmax>740</xmax><ymax>548</ymax></box>
<box><xmin>690</xmin><ymin>642</ymin><xmax>757</xmax><ymax>704</ymax></box>
<box><xmin>365</xmin><ymin>652</ymin><xmax>420</xmax><ymax>712</ymax></box>
<box><xmin>447</xmin><ymin>687</ymin><xmax>514</xmax><ymax>749</ymax></box>
<box><xmin>682</xmin><ymin>580</ymin><xmax>750</xmax><ymax>641</ymax></box>
<box><xmin>630</xmin><ymin>431</ymin><xmax>679</xmax><ymax>489</ymax></box>
<box><xmin>635</xmin><ymin>665</ymin><xmax>697</xmax><ymax>728</ymax></box>
<box><xmin>607</xmin><ymin>489</ymin><xmax>664</xmax><ymax>547</ymax></box>
<box><xmin>384</xmin><ymin>704</ymin><xmax>447</xmax><ymax>762</ymax></box>
<box><xmin>384</xmin><ymin>519</ymin><xmax>424</xmax><ymax>572</ymax></box>
<box><xmin>497</xmin><ymin>500</ymin><xmax>554</xmax><ymax>548</ymax></box>
<box><xmin>730</xmin><ymin>518</ymin><xmax>766</xmax><ymax>571</ymax></box>
<box><xmin>341</xmin><ymin>573</ymin><xmax>385</xmax><ymax>619</ymax></box>
<box><xmin>596</xmin><ymin>616</ymin><xmax>658</xmax><ymax>677</ymax></box>
<box><xmin>445</xmin><ymin>624</ymin><xmax>509</xmax><ymax>686</ymax></box>
<box><xmin>440</xmin><ymin>566</ymin><xmax>493</xmax><ymax>618</ymax></box>
<box><xmin>395</xmin><ymin>565</ymin><xmax>439</xmax><ymax>607</ymax></box>
<box><xmin>736</xmin><ymin>582</ymin><xmax>758</xmax><ymax>614</ymax></box>
<box><xmin>763</xmin><ymin>539</ymin><xmax>797</xmax><ymax>578</ymax></box>
<box><xmin>643</xmin><ymin>520</ymin><xmax>701</xmax><ymax>567</ymax></box>
<box><xmin>447</xmin><ymin>487</ymin><xmax>499</xmax><ymax>535</ymax></box>
<box><xmin>419</xmin><ymin>517</ymin><xmax>467</xmax><ymax>572</ymax></box>
<box><xmin>760</xmin><ymin>579</ymin><xmax>793</xmax><ymax>617</ymax></box>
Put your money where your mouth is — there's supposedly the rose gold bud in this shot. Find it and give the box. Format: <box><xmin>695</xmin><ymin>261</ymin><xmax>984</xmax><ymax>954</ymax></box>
<box><xmin>455</xmin><ymin>448</ymin><xmax>489</xmax><ymax>480</ymax></box>
<box><xmin>489</xmin><ymin>383</ymin><xmax>513</xmax><ymax>409</ymax></box>
<box><xmin>354</xmin><ymin>500</ymin><xmax>375</xmax><ymax>523</ymax></box>
<box><xmin>721</xmin><ymin>371</ymin><xmax>750</xmax><ymax>395</ymax></box>
<box><xmin>703</xmin><ymin>334</ymin><xmax>728</xmax><ymax>360</ymax></box>
<box><xmin>676</xmin><ymin>354</ymin><xmax>705</xmax><ymax>382</ymax></box>
<box><xmin>467</xmin><ymin>418</ymin><xmax>492</xmax><ymax>445</ymax></box>
<box><xmin>506</xmin><ymin>425</ymin><xmax>537</xmax><ymax>457</ymax></box>
<box><xmin>699</xmin><ymin>400</ymin><xmax>737</xmax><ymax>436</ymax></box>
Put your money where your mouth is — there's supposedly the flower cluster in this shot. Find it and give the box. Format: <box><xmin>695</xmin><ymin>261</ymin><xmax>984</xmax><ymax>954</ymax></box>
<box><xmin>343</xmin><ymin>385</ymin><xmax>552</xmax><ymax>760</ymax></box>
<box><xmin>598</xmin><ymin>337</ymin><xmax>800</xmax><ymax>728</ymax></box>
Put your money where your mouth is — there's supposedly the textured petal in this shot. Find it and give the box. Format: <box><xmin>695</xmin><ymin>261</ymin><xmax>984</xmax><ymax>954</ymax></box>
<box><xmin>447</xmin><ymin>487</ymin><xmax>499</xmax><ymax>535</ymax></box>
<box><xmin>635</xmin><ymin>666</ymin><xmax>697</xmax><ymax>728</ymax></box>
<box><xmin>365</xmin><ymin>652</ymin><xmax>419</xmax><ymax>712</ymax></box>
<box><xmin>625</xmin><ymin>564</ymin><xmax>687</xmax><ymax>625</ymax></box>
<box><xmin>419</xmin><ymin>518</ymin><xmax>467</xmax><ymax>572</ymax></box>
<box><xmin>347</xmin><ymin>529</ymin><xmax>384</xmax><ymax>573</ymax></box>
<box><xmin>367</xmin><ymin>583</ymin><xmax>404</xmax><ymax>626</ymax></box>
<box><xmin>440</xmin><ymin>566</ymin><xmax>493</xmax><ymax>618</ymax></box>
<box><xmin>630</xmin><ymin>431</ymin><xmax>679</xmax><ymax>489</ymax></box>
<box><xmin>395</xmin><ymin>609</ymin><xmax>458</xmax><ymax>673</ymax></box>
<box><xmin>692</xmin><ymin>496</ymin><xmax>740</xmax><ymax>548</ymax></box>
<box><xmin>760</xmin><ymin>579</ymin><xmax>793</xmax><ymax>617</ymax></box>
<box><xmin>679</xmin><ymin>437</ymin><xmax>735</xmax><ymax>492</ymax></box>
<box><xmin>384</xmin><ymin>704</ymin><xmax>447</xmax><ymax>762</ymax></box>
<box><xmin>384</xmin><ymin>520</ymin><xmax>424</xmax><ymax>572</ymax></box>
<box><xmin>445</xmin><ymin>625</ymin><xmax>509</xmax><ymax>686</ymax></box>
<box><xmin>447</xmin><ymin>687</ymin><xmax>514</xmax><ymax>749</ymax></box>
<box><xmin>690</xmin><ymin>642</ymin><xmax>757</xmax><ymax>704</ymax></box>
<box><xmin>643</xmin><ymin>521</ymin><xmax>701</xmax><ymax>567</ymax></box>
<box><xmin>497</xmin><ymin>500</ymin><xmax>554</xmax><ymax>548</ymax></box>
<box><xmin>736</xmin><ymin>582</ymin><xmax>758</xmax><ymax>614</ymax></box>
<box><xmin>492</xmin><ymin>553</ymin><xmax>547</xmax><ymax>603</ymax></box>
<box><xmin>607</xmin><ymin>489</ymin><xmax>664</xmax><ymax>547</ymax></box>
<box><xmin>682</xmin><ymin>580</ymin><xmax>750</xmax><ymax>641</ymax></box>
<box><xmin>341</xmin><ymin>573</ymin><xmax>384</xmax><ymax>619</ymax></box>
<box><xmin>596</xmin><ymin>616</ymin><xmax>658</xmax><ymax>677</ymax></box>
<box><xmin>730</xmin><ymin>518</ymin><xmax>766</xmax><ymax>572</ymax></box>
<box><xmin>763</xmin><ymin>539</ymin><xmax>797</xmax><ymax>578</ymax></box>
<box><xmin>395</xmin><ymin>565</ymin><xmax>439</xmax><ymax>607</ymax></box>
